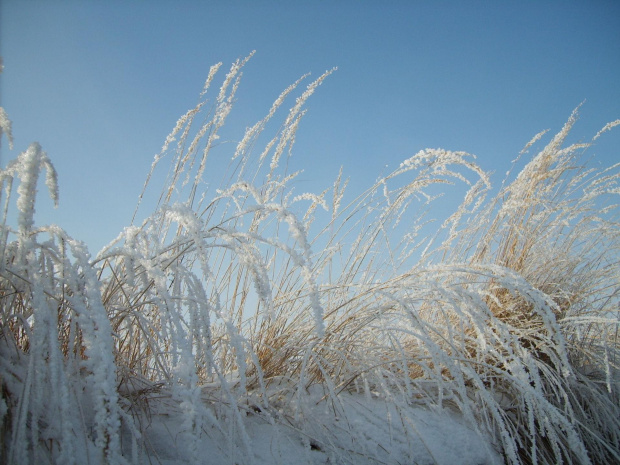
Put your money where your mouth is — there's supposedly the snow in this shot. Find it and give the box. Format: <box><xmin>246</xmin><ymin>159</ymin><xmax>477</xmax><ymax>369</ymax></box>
<box><xmin>118</xmin><ymin>387</ymin><xmax>501</xmax><ymax>465</ymax></box>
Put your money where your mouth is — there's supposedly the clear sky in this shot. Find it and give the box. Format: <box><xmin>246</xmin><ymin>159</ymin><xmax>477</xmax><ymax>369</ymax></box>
<box><xmin>1</xmin><ymin>0</ymin><xmax>619</xmax><ymax>253</ymax></box>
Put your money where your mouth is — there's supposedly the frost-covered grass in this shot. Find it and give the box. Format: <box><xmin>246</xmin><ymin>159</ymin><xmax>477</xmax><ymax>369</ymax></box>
<box><xmin>1</xmin><ymin>55</ymin><xmax>619</xmax><ymax>464</ymax></box>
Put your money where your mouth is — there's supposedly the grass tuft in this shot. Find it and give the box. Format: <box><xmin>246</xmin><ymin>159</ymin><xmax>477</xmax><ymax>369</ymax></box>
<box><xmin>1</xmin><ymin>56</ymin><xmax>618</xmax><ymax>464</ymax></box>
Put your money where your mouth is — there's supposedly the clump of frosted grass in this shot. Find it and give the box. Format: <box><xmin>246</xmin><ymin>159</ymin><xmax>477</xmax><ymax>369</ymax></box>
<box><xmin>0</xmin><ymin>157</ymin><xmax>126</xmax><ymax>462</ymax></box>
<box><xmin>1</xmin><ymin>55</ymin><xmax>619</xmax><ymax>464</ymax></box>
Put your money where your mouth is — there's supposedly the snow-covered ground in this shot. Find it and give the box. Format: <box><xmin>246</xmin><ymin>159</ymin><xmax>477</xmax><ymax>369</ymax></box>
<box><xmin>122</xmin><ymin>389</ymin><xmax>500</xmax><ymax>465</ymax></box>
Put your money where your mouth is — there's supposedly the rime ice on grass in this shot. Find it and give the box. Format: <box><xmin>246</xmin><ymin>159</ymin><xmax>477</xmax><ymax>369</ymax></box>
<box><xmin>1</xmin><ymin>55</ymin><xmax>619</xmax><ymax>465</ymax></box>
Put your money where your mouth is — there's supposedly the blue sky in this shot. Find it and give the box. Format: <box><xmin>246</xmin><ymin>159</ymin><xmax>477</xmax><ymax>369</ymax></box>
<box><xmin>1</xmin><ymin>1</ymin><xmax>619</xmax><ymax>253</ymax></box>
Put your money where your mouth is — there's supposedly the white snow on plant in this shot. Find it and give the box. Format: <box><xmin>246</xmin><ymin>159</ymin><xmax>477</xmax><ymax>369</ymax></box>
<box><xmin>0</xmin><ymin>55</ymin><xmax>619</xmax><ymax>465</ymax></box>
